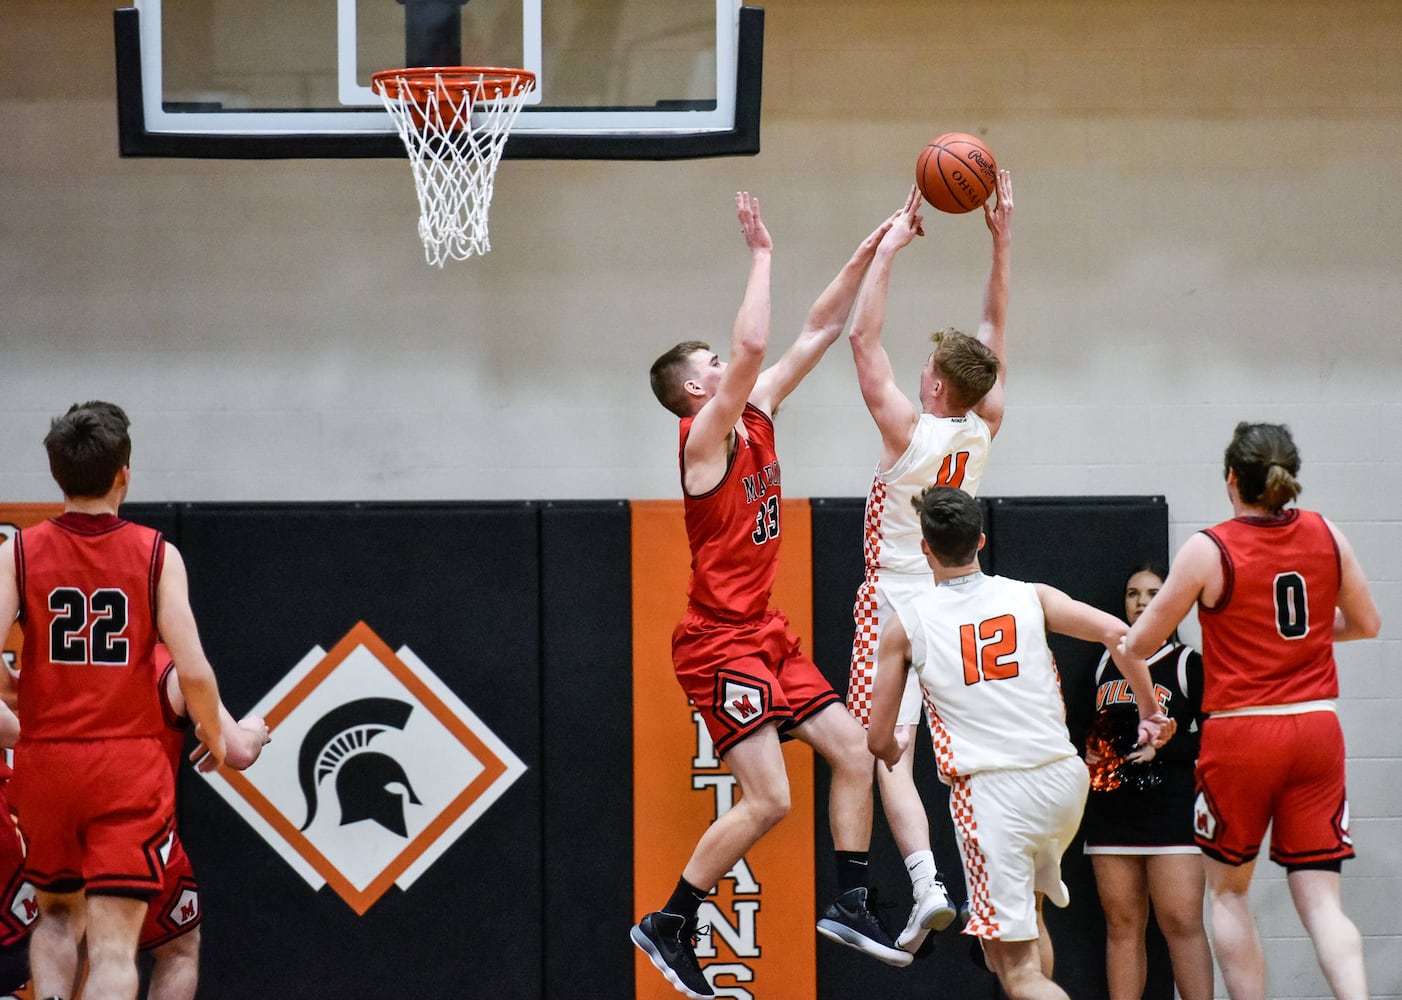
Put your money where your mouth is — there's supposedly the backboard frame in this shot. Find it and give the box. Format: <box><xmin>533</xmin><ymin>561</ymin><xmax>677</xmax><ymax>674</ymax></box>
<box><xmin>113</xmin><ymin>3</ymin><xmax>764</xmax><ymax>160</ymax></box>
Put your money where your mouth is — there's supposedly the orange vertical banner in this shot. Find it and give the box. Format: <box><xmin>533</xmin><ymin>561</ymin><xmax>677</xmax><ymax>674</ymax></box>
<box><xmin>631</xmin><ymin>499</ymin><xmax>817</xmax><ymax>1000</ymax></box>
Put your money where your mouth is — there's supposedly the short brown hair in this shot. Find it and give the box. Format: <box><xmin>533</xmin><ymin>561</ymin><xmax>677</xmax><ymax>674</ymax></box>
<box><xmin>911</xmin><ymin>486</ymin><xmax>983</xmax><ymax>566</ymax></box>
<box><xmin>930</xmin><ymin>329</ymin><xmax>998</xmax><ymax>411</ymax></box>
<box><xmin>649</xmin><ymin>341</ymin><xmax>709</xmax><ymax>418</ymax></box>
<box><xmin>44</xmin><ymin>400</ymin><xmax>132</xmax><ymax>499</ymax></box>
<box><xmin>1224</xmin><ymin>422</ymin><xmax>1301</xmax><ymax>512</ymax></box>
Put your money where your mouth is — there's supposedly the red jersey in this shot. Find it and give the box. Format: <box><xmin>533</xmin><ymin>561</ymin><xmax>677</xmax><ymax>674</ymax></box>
<box><xmin>680</xmin><ymin>404</ymin><xmax>782</xmax><ymax>622</ymax></box>
<box><xmin>14</xmin><ymin>513</ymin><xmax>167</xmax><ymax>740</ymax></box>
<box><xmin>1198</xmin><ymin>509</ymin><xmax>1341</xmax><ymax>713</ymax></box>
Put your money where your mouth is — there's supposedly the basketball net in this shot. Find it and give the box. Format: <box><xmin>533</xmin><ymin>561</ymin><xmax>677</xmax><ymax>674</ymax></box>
<box><xmin>372</xmin><ymin>68</ymin><xmax>536</xmax><ymax>267</ymax></box>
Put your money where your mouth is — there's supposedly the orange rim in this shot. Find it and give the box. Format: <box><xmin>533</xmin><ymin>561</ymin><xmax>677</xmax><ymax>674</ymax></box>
<box><xmin>370</xmin><ymin>66</ymin><xmax>536</xmax><ymax>102</ymax></box>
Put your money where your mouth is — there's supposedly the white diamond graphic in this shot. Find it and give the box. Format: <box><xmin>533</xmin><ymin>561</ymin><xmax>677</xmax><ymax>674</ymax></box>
<box><xmin>200</xmin><ymin>622</ymin><xmax>527</xmax><ymax>914</ymax></box>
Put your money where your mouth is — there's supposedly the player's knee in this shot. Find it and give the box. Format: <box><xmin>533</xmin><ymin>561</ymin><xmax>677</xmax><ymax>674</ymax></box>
<box><xmin>831</xmin><ymin>725</ymin><xmax>876</xmax><ymax>776</ymax></box>
<box><xmin>154</xmin><ymin>926</ymin><xmax>202</xmax><ymax>964</ymax></box>
<box><xmin>750</xmin><ymin>787</ymin><xmax>790</xmax><ymax>830</ymax></box>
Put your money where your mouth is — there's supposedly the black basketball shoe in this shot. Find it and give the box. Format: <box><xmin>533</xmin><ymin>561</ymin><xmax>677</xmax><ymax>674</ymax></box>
<box><xmin>631</xmin><ymin>911</ymin><xmax>714</xmax><ymax>999</ymax></box>
<box><xmin>815</xmin><ymin>887</ymin><xmax>913</xmax><ymax>967</ymax></box>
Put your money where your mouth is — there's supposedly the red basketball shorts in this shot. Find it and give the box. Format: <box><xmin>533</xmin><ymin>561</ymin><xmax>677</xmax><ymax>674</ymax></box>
<box><xmin>1194</xmin><ymin>710</ymin><xmax>1353</xmax><ymax>868</ymax></box>
<box><xmin>672</xmin><ymin>607</ymin><xmax>841</xmax><ymax>757</ymax></box>
<box><xmin>0</xmin><ymin>783</ymin><xmax>35</xmax><ymax>947</ymax></box>
<box><xmin>139</xmin><ymin>829</ymin><xmax>201</xmax><ymax>951</ymax></box>
<box><xmin>11</xmin><ymin>738</ymin><xmax>175</xmax><ymax>895</ymax></box>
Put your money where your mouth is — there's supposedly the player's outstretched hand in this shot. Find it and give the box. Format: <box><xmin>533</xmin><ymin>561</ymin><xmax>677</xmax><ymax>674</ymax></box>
<box><xmin>736</xmin><ymin>191</ymin><xmax>773</xmax><ymax>253</ymax></box>
<box><xmin>983</xmin><ymin>169</ymin><xmax>1013</xmax><ymax>238</ymax></box>
<box><xmin>878</xmin><ymin>185</ymin><xmax>926</xmax><ymax>255</ymax></box>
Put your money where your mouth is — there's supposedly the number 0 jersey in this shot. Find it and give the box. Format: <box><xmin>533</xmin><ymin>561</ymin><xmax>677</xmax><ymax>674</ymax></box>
<box><xmin>899</xmin><ymin>573</ymin><xmax>1076</xmax><ymax>779</ymax></box>
<box><xmin>1198</xmin><ymin>508</ymin><xmax>1341</xmax><ymax>714</ymax></box>
<box><xmin>14</xmin><ymin>512</ymin><xmax>167</xmax><ymax>740</ymax></box>
<box><xmin>680</xmin><ymin>403</ymin><xmax>782</xmax><ymax>622</ymax></box>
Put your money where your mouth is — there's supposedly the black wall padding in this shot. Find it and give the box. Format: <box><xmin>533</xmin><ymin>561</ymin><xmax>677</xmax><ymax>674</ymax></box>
<box><xmin>537</xmin><ymin>501</ymin><xmax>635</xmax><ymax>997</ymax></box>
<box><xmin>170</xmin><ymin>502</ymin><xmax>544</xmax><ymax>999</ymax></box>
<box><xmin>111</xmin><ymin>495</ymin><xmax>1171</xmax><ymax>999</ymax></box>
<box><xmin>810</xmin><ymin>496</ymin><xmax>1170</xmax><ymax>1000</ymax></box>
<box><xmin>119</xmin><ymin>502</ymin><xmax>180</xmax><ymax>540</ymax></box>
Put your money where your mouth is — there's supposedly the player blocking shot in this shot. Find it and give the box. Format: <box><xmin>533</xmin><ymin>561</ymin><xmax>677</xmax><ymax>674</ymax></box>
<box><xmin>633</xmin><ymin>192</ymin><xmax>921</xmax><ymax>999</ymax></box>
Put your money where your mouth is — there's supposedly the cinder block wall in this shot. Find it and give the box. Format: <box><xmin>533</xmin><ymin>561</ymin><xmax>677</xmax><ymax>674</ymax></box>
<box><xmin>1</xmin><ymin>3</ymin><xmax>1398</xmax><ymax>997</ymax></box>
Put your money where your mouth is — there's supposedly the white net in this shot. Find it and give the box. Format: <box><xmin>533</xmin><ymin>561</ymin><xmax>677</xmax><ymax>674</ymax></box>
<box><xmin>374</xmin><ymin>69</ymin><xmax>535</xmax><ymax>267</ymax></box>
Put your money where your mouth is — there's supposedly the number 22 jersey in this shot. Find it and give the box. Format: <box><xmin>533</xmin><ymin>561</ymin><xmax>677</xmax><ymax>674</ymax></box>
<box><xmin>14</xmin><ymin>512</ymin><xmax>167</xmax><ymax>740</ymax></box>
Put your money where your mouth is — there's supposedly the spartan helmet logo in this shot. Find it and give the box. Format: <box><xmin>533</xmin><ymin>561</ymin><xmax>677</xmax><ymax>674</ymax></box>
<box><xmin>298</xmin><ymin>698</ymin><xmax>423</xmax><ymax>838</ymax></box>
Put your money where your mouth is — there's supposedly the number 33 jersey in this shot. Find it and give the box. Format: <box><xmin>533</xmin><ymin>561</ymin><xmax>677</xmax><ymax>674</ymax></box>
<box><xmin>14</xmin><ymin>512</ymin><xmax>167</xmax><ymax>740</ymax></box>
<box><xmin>900</xmin><ymin>573</ymin><xmax>1076</xmax><ymax>780</ymax></box>
<box><xmin>680</xmin><ymin>403</ymin><xmax>782</xmax><ymax>622</ymax></box>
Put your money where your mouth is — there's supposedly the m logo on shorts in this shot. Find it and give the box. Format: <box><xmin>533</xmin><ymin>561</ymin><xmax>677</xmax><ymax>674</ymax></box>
<box><xmin>1193</xmin><ymin>791</ymin><xmax>1218</xmax><ymax>842</ymax></box>
<box><xmin>10</xmin><ymin>883</ymin><xmax>37</xmax><ymax>927</ymax></box>
<box><xmin>169</xmin><ymin>888</ymin><xmax>199</xmax><ymax>927</ymax></box>
<box><xmin>717</xmin><ymin>674</ymin><xmax>769</xmax><ymax>730</ymax></box>
<box><xmin>200</xmin><ymin>622</ymin><xmax>526</xmax><ymax>915</ymax></box>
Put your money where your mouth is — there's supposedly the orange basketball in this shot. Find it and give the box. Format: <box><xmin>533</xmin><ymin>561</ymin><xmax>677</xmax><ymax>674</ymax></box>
<box><xmin>916</xmin><ymin>133</ymin><xmax>998</xmax><ymax>214</ymax></box>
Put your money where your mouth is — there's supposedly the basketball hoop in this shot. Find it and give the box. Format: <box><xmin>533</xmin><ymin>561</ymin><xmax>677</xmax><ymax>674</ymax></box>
<box><xmin>372</xmin><ymin>67</ymin><xmax>536</xmax><ymax>266</ymax></box>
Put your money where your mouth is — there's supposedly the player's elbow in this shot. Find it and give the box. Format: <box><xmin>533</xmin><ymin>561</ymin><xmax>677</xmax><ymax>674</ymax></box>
<box><xmin>805</xmin><ymin>320</ymin><xmax>845</xmax><ymax>349</ymax></box>
<box><xmin>735</xmin><ymin>326</ymin><xmax>767</xmax><ymax>358</ymax></box>
<box><xmin>1348</xmin><ymin>609</ymin><xmax>1381</xmax><ymax>640</ymax></box>
<box><xmin>1120</xmin><ymin>631</ymin><xmax>1149</xmax><ymax>661</ymax></box>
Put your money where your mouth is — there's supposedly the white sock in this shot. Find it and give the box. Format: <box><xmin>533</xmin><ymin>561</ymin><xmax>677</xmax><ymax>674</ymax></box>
<box><xmin>905</xmin><ymin>849</ymin><xmax>937</xmax><ymax>897</ymax></box>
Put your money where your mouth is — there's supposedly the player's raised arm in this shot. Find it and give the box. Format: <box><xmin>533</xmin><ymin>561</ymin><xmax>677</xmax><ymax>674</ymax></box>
<box><xmin>750</xmin><ymin>206</ymin><xmax>897</xmax><ymax>415</ymax></box>
<box><xmin>1035</xmin><ymin>582</ymin><xmax>1168</xmax><ymax>748</ymax></box>
<box><xmin>848</xmin><ymin>186</ymin><xmax>926</xmax><ymax>466</ymax></box>
<box><xmin>682</xmin><ymin>192</ymin><xmax>773</xmax><ymax>486</ymax></box>
<box><xmin>971</xmin><ymin>169</ymin><xmax>1013</xmax><ymax>439</ymax></box>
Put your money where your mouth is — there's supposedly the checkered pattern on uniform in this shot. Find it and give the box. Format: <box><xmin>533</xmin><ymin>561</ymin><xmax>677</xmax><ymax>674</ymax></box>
<box><xmin>847</xmin><ymin>576</ymin><xmax>880</xmax><ymax>725</ymax></box>
<box><xmin>949</xmin><ymin>775</ymin><xmax>999</xmax><ymax>940</ymax></box>
<box><xmin>846</xmin><ymin>479</ymin><xmax>887</xmax><ymax>725</ymax></box>
<box><xmin>925</xmin><ymin>693</ymin><xmax>957</xmax><ymax>775</ymax></box>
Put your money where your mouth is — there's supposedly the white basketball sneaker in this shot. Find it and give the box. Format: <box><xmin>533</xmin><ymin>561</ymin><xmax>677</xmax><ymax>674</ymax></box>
<box><xmin>897</xmin><ymin>879</ymin><xmax>957</xmax><ymax>951</ymax></box>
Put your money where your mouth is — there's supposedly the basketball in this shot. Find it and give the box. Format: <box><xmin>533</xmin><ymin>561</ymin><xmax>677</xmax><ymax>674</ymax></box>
<box><xmin>916</xmin><ymin>133</ymin><xmax>998</xmax><ymax>214</ymax></box>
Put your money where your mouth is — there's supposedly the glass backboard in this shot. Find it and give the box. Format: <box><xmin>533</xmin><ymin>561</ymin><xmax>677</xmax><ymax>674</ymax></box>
<box><xmin>114</xmin><ymin>0</ymin><xmax>763</xmax><ymax>159</ymax></box>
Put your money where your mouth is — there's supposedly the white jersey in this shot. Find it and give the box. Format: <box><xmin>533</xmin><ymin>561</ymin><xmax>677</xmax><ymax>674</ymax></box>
<box><xmin>899</xmin><ymin>573</ymin><xmax>1076</xmax><ymax>779</ymax></box>
<box><xmin>863</xmin><ymin>411</ymin><xmax>991</xmax><ymax>576</ymax></box>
